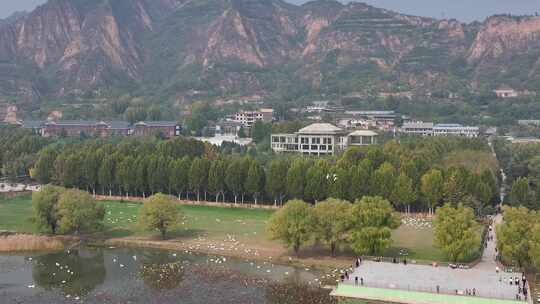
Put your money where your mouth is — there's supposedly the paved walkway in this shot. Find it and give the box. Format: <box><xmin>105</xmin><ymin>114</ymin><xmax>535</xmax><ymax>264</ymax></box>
<box><xmin>339</xmin><ymin>214</ymin><xmax>527</xmax><ymax>303</ymax></box>
<box><xmin>332</xmin><ymin>284</ymin><xmax>522</xmax><ymax>304</ymax></box>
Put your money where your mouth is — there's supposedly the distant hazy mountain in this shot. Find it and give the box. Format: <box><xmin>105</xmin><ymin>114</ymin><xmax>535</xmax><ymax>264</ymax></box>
<box><xmin>1</xmin><ymin>0</ymin><xmax>539</xmax><ymax>108</ymax></box>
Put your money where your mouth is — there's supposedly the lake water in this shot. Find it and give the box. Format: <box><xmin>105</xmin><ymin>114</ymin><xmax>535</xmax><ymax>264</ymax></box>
<box><xmin>0</xmin><ymin>246</ymin><xmax>336</xmax><ymax>304</ymax></box>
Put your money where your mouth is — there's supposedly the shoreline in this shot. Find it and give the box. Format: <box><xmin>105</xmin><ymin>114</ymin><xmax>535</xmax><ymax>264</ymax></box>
<box><xmin>0</xmin><ymin>231</ymin><xmax>353</xmax><ymax>272</ymax></box>
<box><xmin>101</xmin><ymin>236</ymin><xmax>354</xmax><ymax>272</ymax></box>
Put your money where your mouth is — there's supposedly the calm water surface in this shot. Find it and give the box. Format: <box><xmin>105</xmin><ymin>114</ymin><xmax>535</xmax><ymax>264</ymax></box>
<box><xmin>0</xmin><ymin>247</ymin><xmax>330</xmax><ymax>303</ymax></box>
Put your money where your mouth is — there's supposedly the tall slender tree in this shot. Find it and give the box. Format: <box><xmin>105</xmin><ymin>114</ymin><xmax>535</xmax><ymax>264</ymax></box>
<box><xmin>245</xmin><ymin>161</ymin><xmax>265</xmax><ymax>204</ymax></box>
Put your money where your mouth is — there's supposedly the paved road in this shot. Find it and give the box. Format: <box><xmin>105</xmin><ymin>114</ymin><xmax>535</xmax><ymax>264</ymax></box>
<box><xmin>346</xmin><ymin>214</ymin><xmax>525</xmax><ymax>301</ymax></box>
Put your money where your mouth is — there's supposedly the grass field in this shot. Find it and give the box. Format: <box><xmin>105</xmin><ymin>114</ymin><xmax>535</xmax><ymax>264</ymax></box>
<box><xmin>387</xmin><ymin>225</ymin><xmax>445</xmax><ymax>262</ymax></box>
<box><xmin>0</xmin><ymin>194</ymin><xmax>446</xmax><ymax>261</ymax></box>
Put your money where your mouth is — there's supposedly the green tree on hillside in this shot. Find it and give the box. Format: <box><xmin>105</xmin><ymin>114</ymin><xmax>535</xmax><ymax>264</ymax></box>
<box><xmin>251</xmin><ymin>121</ymin><xmax>272</xmax><ymax>144</ymax></box>
<box><xmin>390</xmin><ymin>173</ymin><xmax>417</xmax><ymax>212</ymax></box>
<box><xmin>529</xmin><ymin>224</ymin><xmax>540</xmax><ymax>270</ymax></box>
<box><xmin>32</xmin><ymin>147</ymin><xmax>58</xmax><ymax>184</ymax></box>
<box><xmin>267</xmin><ymin>200</ymin><xmax>314</xmax><ymax>256</ymax></box>
<box><xmin>421</xmin><ymin>169</ymin><xmax>444</xmax><ymax>215</ymax></box>
<box><xmin>266</xmin><ymin>159</ymin><xmax>288</xmax><ymax>205</ymax></box>
<box><xmin>328</xmin><ymin>167</ymin><xmax>351</xmax><ymax>201</ymax></box>
<box><xmin>56</xmin><ymin>189</ymin><xmax>105</xmax><ymax>234</ymax></box>
<box><xmin>189</xmin><ymin>158</ymin><xmax>209</xmax><ymax>202</ymax></box>
<box><xmin>509</xmin><ymin>177</ymin><xmax>534</xmax><ymax>209</ymax></box>
<box><xmin>433</xmin><ymin>204</ymin><xmax>480</xmax><ymax>262</ymax></box>
<box><xmin>139</xmin><ymin>194</ymin><xmax>182</xmax><ymax>239</ymax></box>
<box><xmin>497</xmin><ymin>206</ymin><xmax>537</xmax><ymax>267</ymax></box>
<box><xmin>117</xmin><ymin>156</ymin><xmax>136</xmax><ymax>197</ymax></box>
<box><xmin>304</xmin><ymin>162</ymin><xmax>328</xmax><ymax>203</ymax></box>
<box><xmin>350</xmin><ymin>196</ymin><xmax>400</xmax><ymax>256</ymax></box>
<box><xmin>99</xmin><ymin>155</ymin><xmax>116</xmax><ymax>196</ymax></box>
<box><xmin>372</xmin><ymin>162</ymin><xmax>396</xmax><ymax>199</ymax></box>
<box><xmin>32</xmin><ymin>185</ymin><xmax>64</xmax><ymax>234</ymax></box>
<box><xmin>245</xmin><ymin>161</ymin><xmax>265</xmax><ymax>204</ymax></box>
<box><xmin>226</xmin><ymin>158</ymin><xmax>247</xmax><ymax>204</ymax></box>
<box><xmin>348</xmin><ymin>162</ymin><xmax>371</xmax><ymax>201</ymax></box>
<box><xmin>170</xmin><ymin>157</ymin><xmax>190</xmax><ymax>200</ymax></box>
<box><xmin>312</xmin><ymin>198</ymin><xmax>352</xmax><ymax>256</ymax></box>
<box><xmin>286</xmin><ymin>159</ymin><xmax>308</xmax><ymax>199</ymax></box>
<box><xmin>208</xmin><ymin>158</ymin><xmax>228</xmax><ymax>203</ymax></box>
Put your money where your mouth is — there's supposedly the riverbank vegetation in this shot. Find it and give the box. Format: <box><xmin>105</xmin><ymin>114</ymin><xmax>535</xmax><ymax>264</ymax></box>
<box><xmin>0</xmin><ymin>233</ymin><xmax>66</xmax><ymax>252</ymax></box>
<box><xmin>0</xmin><ymin>194</ymin><xmax>448</xmax><ymax>262</ymax></box>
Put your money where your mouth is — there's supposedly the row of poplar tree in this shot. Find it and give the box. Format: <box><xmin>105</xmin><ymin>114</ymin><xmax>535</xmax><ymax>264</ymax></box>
<box><xmin>29</xmin><ymin>136</ymin><xmax>499</xmax><ymax>211</ymax></box>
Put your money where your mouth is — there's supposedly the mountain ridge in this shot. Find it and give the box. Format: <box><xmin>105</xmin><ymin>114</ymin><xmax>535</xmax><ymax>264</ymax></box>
<box><xmin>1</xmin><ymin>0</ymin><xmax>539</xmax><ymax>111</ymax></box>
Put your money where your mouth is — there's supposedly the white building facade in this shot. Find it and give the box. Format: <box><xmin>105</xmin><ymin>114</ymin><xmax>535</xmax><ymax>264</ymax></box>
<box><xmin>401</xmin><ymin>122</ymin><xmax>479</xmax><ymax>137</ymax></box>
<box><xmin>233</xmin><ymin>108</ymin><xmax>273</xmax><ymax>127</ymax></box>
<box><xmin>271</xmin><ymin>123</ymin><xmax>377</xmax><ymax>156</ymax></box>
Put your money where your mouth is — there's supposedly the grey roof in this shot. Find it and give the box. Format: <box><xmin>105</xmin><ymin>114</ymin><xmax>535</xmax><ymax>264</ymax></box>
<box><xmin>348</xmin><ymin>130</ymin><xmax>378</xmax><ymax>137</ymax></box>
<box><xmin>434</xmin><ymin>123</ymin><xmax>463</xmax><ymax>128</ymax></box>
<box><xmin>403</xmin><ymin>122</ymin><xmax>434</xmax><ymax>129</ymax></box>
<box><xmin>107</xmin><ymin>121</ymin><xmax>131</xmax><ymax>129</ymax></box>
<box><xmin>22</xmin><ymin>120</ymin><xmax>44</xmax><ymax>129</ymax></box>
<box><xmin>297</xmin><ymin>123</ymin><xmax>345</xmax><ymax>135</ymax></box>
<box><xmin>495</xmin><ymin>85</ymin><xmax>514</xmax><ymax>91</ymax></box>
<box><xmin>45</xmin><ymin>120</ymin><xmax>99</xmax><ymax>127</ymax></box>
<box><xmin>135</xmin><ymin>121</ymin><xmax>179</xmax><ymax>127</ymax></box>
<box><xmin>434</xmin><ymin>124</ymin><xmax>478</xmax><ymax>129</ymax></box>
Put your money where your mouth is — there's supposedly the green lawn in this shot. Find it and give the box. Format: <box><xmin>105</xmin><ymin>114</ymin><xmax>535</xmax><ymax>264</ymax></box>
<box><xmin>101</xmin><ymin>200</ymin><xmax>275</xmax><ymax>247</ymax></box>
<box><xmin>0</xmin><ymin>194</ymin><xmax>447</xmax><ymax>261</ymax></box>
<box><xmin>0</xmin><ymin>194</ymin><xmax>36</xmax><ymax>233</ymax></box>
<box><xmin>386</xmin><ymin>224</ymin><xmax>446</xmax><ymax>262</ymax></box>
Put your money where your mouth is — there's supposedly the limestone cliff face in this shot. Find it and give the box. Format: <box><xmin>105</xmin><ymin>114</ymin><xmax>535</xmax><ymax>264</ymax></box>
<box><xmin>1</xmin><ymin>0</ymin><xmax>540</xmax><ymax>105</ymax></box>
<box><xmin>469</xmin><ymin>16</ymin><xmax>540</xmax><ymax>60</ymax></box>
<box><xmin>466</xmin><ymin>15</ymin><xmax>540</xmax><ymax>87</ymax></box>
<box><xmin>0</xmin><ymin>0</ymin><xmax>180</xmax><ymax>96</ymax></box>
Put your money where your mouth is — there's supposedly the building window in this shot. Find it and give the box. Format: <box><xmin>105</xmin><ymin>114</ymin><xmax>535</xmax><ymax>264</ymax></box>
<box><xmin>311</xmin><ymin>145</ymin><xmax>318</xmax><ymax>150</ymax></box>
<box><xmin>302</xmin><ymin>145</ymin><xmax>309</xmax><ymax>150</ymax></box>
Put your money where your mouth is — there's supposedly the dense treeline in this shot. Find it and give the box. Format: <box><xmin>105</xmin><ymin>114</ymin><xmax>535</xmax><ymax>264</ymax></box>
<box><xmin>493</xmin><ymin>139</ymin><xmax>540</xmax><ymax>209</ymax></box>
<box><xmin>29</xmin><ymin>135</ymin><xmax>499</xmax><ymax>213</ymax></box>
<box><xmin>0</xmin><ymin>126</ymin><xmax>52</xmax><ymax>180</ymax></box>
<box><xmin>497</xmin><ymin>206</ymin><xmax>540</xmax><ymax>269</ymax></box>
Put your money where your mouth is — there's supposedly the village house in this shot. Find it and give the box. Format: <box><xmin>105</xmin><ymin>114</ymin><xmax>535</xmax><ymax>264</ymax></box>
<box><xmin>494</xmin><ymin>85</ymin><xmax>518</xmax><ymax>98</ymax></box>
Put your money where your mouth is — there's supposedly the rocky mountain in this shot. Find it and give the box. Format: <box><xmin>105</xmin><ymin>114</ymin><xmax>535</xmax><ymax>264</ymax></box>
<box><xmin>1</xmin><ymin>0</ymin><xmax>540</xmax><ymax>110</ymax></box>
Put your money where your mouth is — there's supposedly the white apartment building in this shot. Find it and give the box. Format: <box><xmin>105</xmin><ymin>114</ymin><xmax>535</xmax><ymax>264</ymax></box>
<box><xmin>433</xmin><ymin>124</ymin><xmax>479</xmax><ymax>138</ymax></box>
<box><xmin>401</xmin><ymin>122</ymin><xmax>434</xmax><ymax>136</ymax></box>
<box><xmin>233</xmin><ymin>108</ymin><xmax>273</xmax><ymax>127</ymax></box>
<box><xmin>401</xmin><ymin>122</ymin><xmax>479</xmax><ymax>137</ymax></box>
<box><xmin>271</xmin><ymin>123</ymin><xmax>378</xmax><ymax>156</ymax></box>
